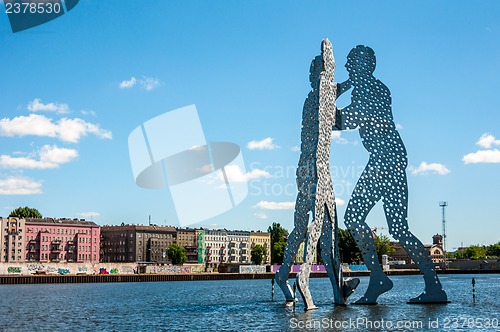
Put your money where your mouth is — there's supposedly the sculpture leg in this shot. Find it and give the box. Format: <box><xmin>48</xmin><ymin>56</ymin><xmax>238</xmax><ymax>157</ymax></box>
<box><xmin>296</xmin><ymin>203</ymin><xmax>324</xmax><ymax>310</ymax></box>
<box><xmin>321</xmin><ymin>203</ymin><xmax>359</xmax><ymax>305</ymax></box>
<box><xmin>383</xmin><ymin>175</ymin><xmax>448</xmax><ymax>303</ymax></box>
<box><xmin>345</xmin><ymin>170</ymin><xmax>393</xmax><ymax>304</ymax></box>
<box><xmin>318</xmin><ymin>212</ymin><xmax>339</xmax><ymax>302</ymax></box>
<box><xmin>275</xmin><ymin>196</ymin><xmax>309</xmax><ymax>302</ymax></box>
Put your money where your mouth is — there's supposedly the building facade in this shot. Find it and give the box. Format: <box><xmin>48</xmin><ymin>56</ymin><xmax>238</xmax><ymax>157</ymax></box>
<box><xmin>249</xmin><ymin>231</ymin><xmax>271</xmax><ymax>264</ymax></box>
<box><xmin>176</xmin><ymin>228</ymin><xmax>199</xmax><ymax>264</ymax></box>
<box><xmin>197</xmin><ymin>229</ymin><xmax>205</xmax><ymax>264</ymax></box>
<box><xmin>227</xmin><ymin>230</ymin><xmax>250</xmax><ymax>264</ymax></box>
<box><xmin>204</xmin><ymin>229</ymin><xmax>228</xmax><ymax>269</ymax></box>
<box><xmin>101</xmin><ymin>225</ymin><xmax>176</xmax><ymax>263</ymax></box>
<box><xmin>427</xmin><ymin>234</ymin><xmax>445</xmax><ymax>263</ymax></box>
<box><xmin>389</xmin><ymin>234</ymin><xmax>445</xmax><ymax>264</ymax></box>
<box><xmin>24</xmin><ymin>218</ymin><xmax>100</xmax><ymax>263</ymax></box>
<box><xmin>1</xmin><ymin>217</ymin><xmax>26</xmax><ymax>263</ymax></box>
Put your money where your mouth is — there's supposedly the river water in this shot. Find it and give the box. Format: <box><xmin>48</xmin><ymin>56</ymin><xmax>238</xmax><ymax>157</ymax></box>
<box><xmin>0</xmin><ymin>274</ymin><xmax>498</xmax><ymax>331</ymax></box>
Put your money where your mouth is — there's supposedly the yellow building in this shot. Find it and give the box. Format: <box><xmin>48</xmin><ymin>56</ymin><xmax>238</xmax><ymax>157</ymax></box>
<box><xmin>249</xmin><ymin>231</ymin><xmax>271</xmax><ymax>264</ymax></box>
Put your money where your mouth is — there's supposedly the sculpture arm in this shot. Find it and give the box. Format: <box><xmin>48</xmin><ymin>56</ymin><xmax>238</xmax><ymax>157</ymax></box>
<box><xmin>336</xmin><ymin>80</ymin><xmax>352</xmax><ymax>97</ymax></box>
<box><xmin>334</xmin><ymin>105</ymin><xmax>359</xmax><ymax>130</ymax></box>
<box><xmin>333</xmin><ymin>80</ymin><xmax>358</xmax><ymax>130</ymax></box>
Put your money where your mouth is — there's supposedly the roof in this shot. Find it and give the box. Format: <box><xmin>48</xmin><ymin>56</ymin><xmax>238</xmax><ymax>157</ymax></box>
<box><xmin>101</xmin><ymin>224</ymin><xmax>176</xmax><ymax>233</ymax></box>
<box><xmin>26</xmin><ymin>218</ymin><xmax>99</xmax><ymax>227</ymax></box>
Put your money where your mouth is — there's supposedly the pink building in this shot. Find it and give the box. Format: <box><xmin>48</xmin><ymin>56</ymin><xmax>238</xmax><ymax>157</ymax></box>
<box><xmin>25</xmin><ymin>218</ymin><xmax>100</xmax><ymax>263</ymax></box>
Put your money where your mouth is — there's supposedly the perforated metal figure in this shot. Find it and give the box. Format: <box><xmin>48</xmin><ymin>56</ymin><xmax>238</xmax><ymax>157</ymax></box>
<box><xmin>335</xmin><ymin>45</ymin><xmax>448</xmax><ymax>304</ymax></box>
<box><xmin>275</xmin><ymin>39</ymin><xmax>358</xmax><ymax>310</ymax></box>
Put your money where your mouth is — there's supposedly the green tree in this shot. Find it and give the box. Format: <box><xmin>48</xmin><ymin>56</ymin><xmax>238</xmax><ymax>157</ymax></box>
<box><xmin>267</xmin><ymin>222</ymin><xmax>289</xmax><ymax>264</ymax></box>
<box><xmin>268</xmin><ymin>222</ymin><xmax>289</xmax><ymax>244</ymax></box>
<box><xmin>167</xmin><ymin>244</ymin><xmax>187</xmax><ymax>265</ymax></box>
<box><xmin>374</xmin><ymin>234</ymin><xmax>395</xmax><ymax>263</ymax></box>
<box><xmin>486</xmin><ymin>242</ymin><xmax>500</xmax><ymax>258</ymax></box>
<box><xmin>9</xmin><ymin>206</ymin><xmax>42</xmax><ymax>218</ymax></box>
<box><xmin>338</xmin><ymin>228</ymin><xmax>361</xmax><ymax>264</ymax></box>
<box><xmin>464</xmin><ymin>245</ymin><xmax>487</xmax><ymax>260</ymax></box>
<box><xmin>272</xmin><ymin>241</ymin><xmax>286</xmax><ymax>265</ymax></box>
<box><xmin>315</xmin><ymin>228</ymin><xmax>362</xmax><ymax>264</ymax></box>
<box><xmin>251</xmin><ymin>244</ymin><xmax>266</xmax><ymax>265</ymax></box>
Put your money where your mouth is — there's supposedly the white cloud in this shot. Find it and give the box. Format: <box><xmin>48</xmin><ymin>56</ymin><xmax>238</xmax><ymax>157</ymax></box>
<box><xmin>247</xmin><ymin>137</ymin><xmax>279</xmax><ymax>150</ymax></box>
<box><xmin>254</xmin><ymin>200</ymin><xmax>295</xmax><ymax>210</ymax></box>
<box><xmin>119</xmin><ymin>77</ymin><xmax>137</xmax><ymax>89</ymax></box>
<box><xmin>332</xmin><ymin>131</ymin><xmax>348</xmax><ymax>144</ymax></box>
<box><xmin>119</xmin><ymin>76</ymin><xmax>161</xmax><ymax>91</ymax></box>
<box><xmin>0</xmin><ymin>145</ymin><xmax>78</xmax><ymax>169</ymax></box>
<box><xmin>462</xmin><ymin>134</ymin><xmax>500</xmax><ymax>164</ymax></box>
<box><xmin>476</xmin><ymin>133</ymin><xmax>500</xmax><ymax>149</ymax></box>
<box><xmin>221</xmin><ymin>165</ymin><xmax>271</xmax><ymax>183</ymax></box>
<box><xmin>409</xmin><ymin>162</ymin><xmax>450</xmax><ymax>175</ymax></box>
<box><xmin>27</xmin><ymin>98</ymin><xmax>69</xmax><ymax>114</ymax></box>
<box><xmin>0</xmin><ymin>176</ymin><xmax>42</xmax><ymax>195</ymax></box>
<box><xmin>395</xmin><ymin>123</ymin><xmax>403</xmax><ymax>130</ymax></box>
<box><xmin>254</xmin><ymin>212</ymin><xmax>269</xmax><ymax>219</ymax></box>
<box><xmin>290</xmin><ymin>145</ymin><xmax>300</xmax><ymax>152</ymax></box>
<box><xmin>77</xmin><ymin>212</ymin><xmax>101</xmax><ymax>218</ymax></box>
<box><xmin>463</xmin><ymin>149</ymin><xmax>500</xmax><ymax>164</ymax></box>
<box><xmin>0</xmin><ymin>114</ymin><xmax>112</xmax><ymax>143</ymax></box>
<box><xmin>140</xmin><ymin>76</ymin><xmax>161</xmax><ymax>91</ymax></box>
<box><xmin>39</xmin><ymin>145</ymin><xmax>78</xmax><ymax>164</ymax></box>
<box><xmin>80</xmin><ymin>110</ymin><xmax>96</xmax><ymax>116</ymax></box>
<box><xmin>335</xmin><ymin>197</ymin><xmax>345</xmax><ymax>206</ymax></box>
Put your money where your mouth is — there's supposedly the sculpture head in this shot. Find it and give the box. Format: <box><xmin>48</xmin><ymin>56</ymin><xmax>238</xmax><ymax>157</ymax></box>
<box><xmin>346</xmin><ymin>45</ymin><xmax>376</xmax><ymax>85</ymax></box>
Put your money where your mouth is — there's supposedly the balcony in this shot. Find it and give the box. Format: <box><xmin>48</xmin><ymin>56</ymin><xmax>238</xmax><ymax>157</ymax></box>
<box><xmin>28</xmin><ymin>247</ymin><xmax>36</xmax><ymax>253</ymax></box>
<box><xmin>51</xmin><ymin>247</ymin><xmax>61</xmax><ymax>253</ymax></box>
<box><xmin>52</xmin><ymin>239</ymin><xmax>62</xmax><ymax>245</ymax></box>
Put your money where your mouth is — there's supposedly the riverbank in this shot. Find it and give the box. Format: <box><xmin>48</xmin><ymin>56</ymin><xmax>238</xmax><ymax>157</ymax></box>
<box><xmin>1</xmin><ymin>269</ymin><xmax>498</xmax><ymax>285</ymax></box>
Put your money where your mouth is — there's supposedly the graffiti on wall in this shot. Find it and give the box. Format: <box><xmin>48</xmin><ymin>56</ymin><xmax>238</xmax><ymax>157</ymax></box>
<box><xmin>239</xmin><ymin>265</ymin><xmax>266</xmax><ymax>273</ymax></box>
<box><xmin>78</xmin><ymin>266</ymin><xmax>89</xmax><ymax>274</ymax></box>
<box><xmin>120</xmin><ymin>265</ymin><xmax>135</xmax><ymax>274</ymax></box>
<box><xmin>7</xmin><ymin>267</ymin><xmax>21</xmax><ymax>274</ymax></box>
<box><xmin>27</xmin><ymin>263</ymin><xmax>45</xmax><ymax>273</ymax></box>
<box><xmin>147</xmin><ymin>265</ymin><xmax>192</xmax><ymax>274</ymax></box>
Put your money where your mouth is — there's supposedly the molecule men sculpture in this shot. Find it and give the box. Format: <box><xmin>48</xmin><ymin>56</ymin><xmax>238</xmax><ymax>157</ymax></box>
<box><xmin>275</xmin><ymin>39</ymin><xmax>448</xmax><ymax>310</ymax></box>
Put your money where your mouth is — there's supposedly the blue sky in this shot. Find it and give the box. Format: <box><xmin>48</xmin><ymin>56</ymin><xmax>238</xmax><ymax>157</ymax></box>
<box><xmin>1</xmin><ymin>1</ymin><xmax>499</xmax><ymax>250</ymax></box>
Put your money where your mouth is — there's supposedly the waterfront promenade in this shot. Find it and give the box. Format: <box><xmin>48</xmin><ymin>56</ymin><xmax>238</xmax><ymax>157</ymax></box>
<box><xmin>1</xmin><ymin>269</ymin><xmax>498</xmax><ymax>285</ymax></box>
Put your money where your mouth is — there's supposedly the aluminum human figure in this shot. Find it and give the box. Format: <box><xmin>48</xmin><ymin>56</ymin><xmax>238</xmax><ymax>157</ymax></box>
<box><xmin>335</xmin><ymin>45</ymin><xmax>448</xmax><ymax>304</ymax></box>
<box><xmin>275</xmin><ymin>39</ymin><xmax>358</xmax><ymax>310</ymax></box>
